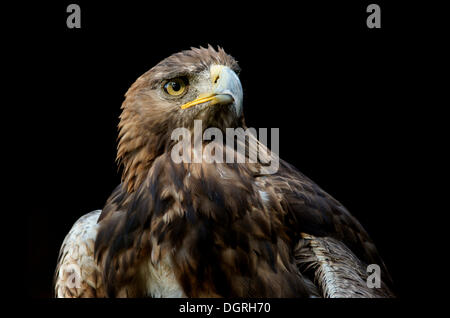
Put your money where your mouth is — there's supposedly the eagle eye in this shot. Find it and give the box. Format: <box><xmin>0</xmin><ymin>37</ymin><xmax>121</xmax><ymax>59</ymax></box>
<box><xmin>163</xmin><ymin>77</ymin><xmax>188</xmax><ymax>96</ymax></box>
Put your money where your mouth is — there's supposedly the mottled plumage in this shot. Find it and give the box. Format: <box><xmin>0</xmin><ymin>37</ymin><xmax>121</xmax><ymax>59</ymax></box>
<box><xmin>54</xmin><ymin>211</ymin><xmax>105</xmax><ymax>298</ymax></box>
<box><xmin>54</xmin><ymin>46</ymin><xmax>394</xmax><ymax>298</ymax></box>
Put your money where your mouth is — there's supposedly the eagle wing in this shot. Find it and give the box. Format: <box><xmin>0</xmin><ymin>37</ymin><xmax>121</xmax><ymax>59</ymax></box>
<box><xmin>54</xmin><ymin>210</ymin><xmax>106</xmax><ymax>298</ymax></box>
<box><xmin>259</xmin><ymin>158</ymin><xmax>394</xmax><ymax>297</ymax></box>
<box><xmin>295</xmin><ymin>233</ymin><xmax>393</xmax><ymax>297</ymax></box>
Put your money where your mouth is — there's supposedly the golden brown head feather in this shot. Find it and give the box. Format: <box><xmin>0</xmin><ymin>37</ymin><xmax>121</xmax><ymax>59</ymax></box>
<box><xmin>117</xmin><ymin>45</ymin><xmax>241</xmax><ymax>193</ymax></box>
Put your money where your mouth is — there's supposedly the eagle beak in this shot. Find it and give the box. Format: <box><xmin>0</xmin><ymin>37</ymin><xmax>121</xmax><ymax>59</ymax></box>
<box><xmin>180</xmin><ymin>65</ymin><xmax>243</xmax><ymax>115</ymax></box>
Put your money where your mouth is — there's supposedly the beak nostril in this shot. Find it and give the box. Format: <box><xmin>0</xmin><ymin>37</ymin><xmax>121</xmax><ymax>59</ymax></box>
<box><xmin>214</xmin><ymin>75</ymin><xmax>219</xmax><ymax>84</ymax></box>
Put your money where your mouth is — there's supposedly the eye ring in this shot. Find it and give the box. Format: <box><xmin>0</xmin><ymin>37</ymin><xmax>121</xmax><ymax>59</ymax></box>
<box><xmin>163</xmin><ymin>77</ymin><xmax>188</xmax><ymax>96</ymax></box>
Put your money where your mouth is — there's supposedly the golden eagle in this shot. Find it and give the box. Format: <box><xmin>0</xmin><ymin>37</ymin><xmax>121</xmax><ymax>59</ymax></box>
<box><xmin>54</xmin><ymin>46</ymin><xmax>394</xmax><ymax>298</ymax></box>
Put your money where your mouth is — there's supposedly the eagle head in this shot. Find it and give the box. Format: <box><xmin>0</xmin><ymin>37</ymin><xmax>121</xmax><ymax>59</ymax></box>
<box><xmin>117</xmin><ymin>45</ymin><xmax>243</xmax><ymax>192</ymax></box>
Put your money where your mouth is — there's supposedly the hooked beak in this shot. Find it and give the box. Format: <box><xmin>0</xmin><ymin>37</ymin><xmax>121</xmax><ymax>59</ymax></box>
<box><xmin>180</xmin><ymin>65</ymin><xmax>243</xmax><ymax>115</ymax></box>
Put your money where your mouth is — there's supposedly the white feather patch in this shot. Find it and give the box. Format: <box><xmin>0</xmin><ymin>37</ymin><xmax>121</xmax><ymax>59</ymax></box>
<box><xmin>142</xmin><ymin>254</ymin><xmax>185</xmax><ymax>298</ymax></box>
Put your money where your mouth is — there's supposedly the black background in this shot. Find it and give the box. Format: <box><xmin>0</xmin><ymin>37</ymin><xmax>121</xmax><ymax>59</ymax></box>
<box><xmin>24</xmin><ymin>0</ymin><xmax>437</xmax><ymax>303</ymax></box>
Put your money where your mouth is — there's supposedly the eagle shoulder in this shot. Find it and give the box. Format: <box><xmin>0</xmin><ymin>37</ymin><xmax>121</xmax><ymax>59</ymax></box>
<box><xmin>54</xmin><ymin>210</ymin><xmax>105</xmax><ymax>298</ymax></box>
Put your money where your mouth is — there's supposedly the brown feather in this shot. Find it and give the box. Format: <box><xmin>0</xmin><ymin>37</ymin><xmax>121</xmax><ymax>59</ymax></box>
<box><xmin>55</xmin><ymin>46</ymin><xmax>394</xmax><ymax>298</ymax></box>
